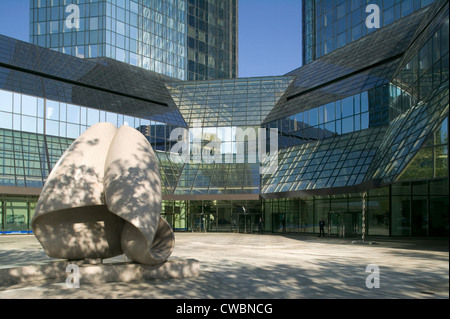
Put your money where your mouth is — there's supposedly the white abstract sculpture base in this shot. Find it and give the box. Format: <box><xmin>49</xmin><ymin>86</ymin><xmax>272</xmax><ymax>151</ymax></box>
<box><xmin>31</xmin><ymin>123</ymin><xmax>174</xmax><ymax>265</ymax></box>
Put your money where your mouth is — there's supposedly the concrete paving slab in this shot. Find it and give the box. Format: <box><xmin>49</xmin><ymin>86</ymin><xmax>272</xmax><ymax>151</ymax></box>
<box><xmin>0</xmin><ymin>233</ymin><xmax>448</xmax><ymax>299</ymax></box>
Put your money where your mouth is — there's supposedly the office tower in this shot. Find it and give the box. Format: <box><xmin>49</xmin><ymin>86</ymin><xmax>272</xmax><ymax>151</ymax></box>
<box><xmin>186</xmin><ymin>0</ymin><xmax>238</xmax><ymax>80</ymax></box>
<box><xmin>303</xmin><ymin>0</ymin><xmax>436</xmax><ymax>64</ymax></box>
<box><xmin>29</xmin><ymin>0</ymin><xmax>238</xmax><ymax>80</ymax></box>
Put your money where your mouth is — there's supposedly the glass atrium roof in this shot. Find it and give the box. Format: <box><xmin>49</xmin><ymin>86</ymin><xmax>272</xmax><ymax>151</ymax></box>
<box><xmin>263</xmin><ymin>7</ymin><xmax>430</xmax><ymax>124</ymax></box>
<box><xmin>167</xmin><ymin>76</ymin><xmax>294</xmax><ymax>127</ymax></box>
<box><xmin>0</xmin><ymin>35</ymin><xmax>186</xmax><ymax>126</ymax></box>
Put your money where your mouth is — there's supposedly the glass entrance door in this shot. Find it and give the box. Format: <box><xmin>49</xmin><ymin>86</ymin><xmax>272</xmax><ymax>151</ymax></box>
<box><xmin>412</xmin><ymin>197</ymin><xmax>428</xmax><ymax>236</ymax></box>
<box><xmin>328</xmin><ymin>211</ymin><xmax>361</xmax><ymax>237</ymax></box>
<box><xmin>190</xmin><ymin>213</ymin><xmax>206</xmax><ymax>232</ymax></box>
<box><xmin>188</xmin><ymin>211</ymin><xmax>218</xmax><ymax>232</ymax></box>
<box><xmin>329</xmin><ymin>212</ymin><xmax>343</xmax><ymax>236</ymax></box>
<box><xmin>188</xmin><ymin>201</ymin><xmax>204</xmax><ymax>232</ymax></box>
<box><xmin>232</xmin><ymin>213</ymin><xmax>256</xmax><ymax>233</ymax></box>
<box><xmin>272</xmin><ymin>213</ymin><xmax>287</xmax><ymax>233</ymax></box>
<box><xmin>343</xmin><ymin>212</ymin><xmax>358</xmax><ymax>237</ymax></box>
<box><xmin>217</xmin><ymin>204</ymin><xmax>232</xmax><ymax>231</ymax></box>
<box><xmin>3</xmin><ymin>199</ymin><xmax>28</xmax><ymax>234</ymax></box>
<box><xmin>205</xmin><ymin>212</ymin><xmax>219</xmax><ymax>232</ymax></box>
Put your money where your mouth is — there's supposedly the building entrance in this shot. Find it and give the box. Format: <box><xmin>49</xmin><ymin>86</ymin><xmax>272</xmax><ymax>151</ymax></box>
<box><xmin>232</xmin><ymin>212</ymin><xmax>260</xmax><ymax>233</ymax></box>
<box><xmin>189</xmin><ymin>212</ymin><xmax>219</xmax><ymax>232</ymax></box>
<box><xmin>328</xmin><ymin>211</ymin><xmax>362</xmax><ymax>237</ymax></box>
<box><xmin>184</xmin><ymin>200</ymin><xmax>262</xmax><ymax>232</ymax></box>
<box><xmin>187</xmin><ymin>202</ymin><xmax>219</xmax><ymax>232</ymax></box>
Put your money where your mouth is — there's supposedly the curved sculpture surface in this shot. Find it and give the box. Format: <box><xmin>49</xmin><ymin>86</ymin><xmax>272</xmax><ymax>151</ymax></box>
<box><xmin>31</xmin><ymin>123</ymin><xmax>174</xmax><ymax>265</ymax></box>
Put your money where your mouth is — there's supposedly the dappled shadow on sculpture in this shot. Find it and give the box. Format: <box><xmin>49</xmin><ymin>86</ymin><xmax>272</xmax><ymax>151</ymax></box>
<box><xmin>31</xmin><ymin>123</ymin><xmax>175</xmax><ymax>265</ymax></box>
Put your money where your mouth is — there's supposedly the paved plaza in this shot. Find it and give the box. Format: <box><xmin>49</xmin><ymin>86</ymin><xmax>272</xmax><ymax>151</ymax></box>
<box><xmin>0</xmin><ymin>233</ymin><xmax>448</xmax><ymax>299</ymax></box>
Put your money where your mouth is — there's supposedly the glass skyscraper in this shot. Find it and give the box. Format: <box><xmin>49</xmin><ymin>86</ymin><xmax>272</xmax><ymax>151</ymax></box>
<box><xmin>303</xmin><ymin>0</ymin><xmax>436</xmax><ymax>64</ymax></box>
<box><xmin>29</xmin><ymin>0</ymin><xmax>238</xmax><ymax>81</ymax></box>
<box><xmin>1</xmin><ymin>0</ymin><xmax>448</xmax><ymax>237</ymax></box>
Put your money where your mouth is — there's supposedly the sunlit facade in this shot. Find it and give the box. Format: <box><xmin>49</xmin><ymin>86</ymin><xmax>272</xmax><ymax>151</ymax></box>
<box><xmin>303</xmin><ymin>0</ymin><xmax>436</xmax><ymax>64</ymax></box>
<box><xmin>29</xmin><ymin>0</ymin><xmax>238</xmax><ymax>81</ymax></box>
<box><xmin>1</xmin><ymin>0</ymin><xmax>448</xmax><ymax>237</ymax></box>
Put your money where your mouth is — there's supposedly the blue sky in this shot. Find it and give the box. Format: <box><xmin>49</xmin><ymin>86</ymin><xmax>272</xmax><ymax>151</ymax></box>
<box><xmin>239</xmin><ymin>0</ymin><xmax>302</xmax><ymax>77</ymax></box>
<box><xmin>0</xmin><ymin>0</ymin><xmax>303</xmax><ymax>77</ymax></box>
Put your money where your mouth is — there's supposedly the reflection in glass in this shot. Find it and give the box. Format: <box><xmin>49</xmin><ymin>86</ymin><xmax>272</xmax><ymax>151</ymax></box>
<box><xmin>412</xmin><ymin>195</ymin><xmax>428</xmax><ymax>236</ymax></box>
<box><xmin>0</xmin><ymin>90</ymin><xmax>13</xmax><ymax>112</ymax></box>
<box><xmin>309</xmin><ymin>109</ymin><xmax>318</xmax><ymax>126</ymax></box>
<box><xmin>342</xmin><ymin>117</ymin><xmax>353</xmax><ymax>134</ymax></box>
<box><xmin>4</xmin><ymin>199</ymin><xmax>29</xmax><ymax>233</ymax></box>
<box><xmin>342</xmin><ymin>96</ymin><xmax>353</xmax><ymax>117</ymax></box>
<box><xmin>46</xmin><ymin>120</ymin><xmax>59</xmax><ymax>137</ymax></box>
<box><xmin>59</xmin><ymin>122</ymin><xmax>66</xmax><ymax>137</ymax></box>
<box><xmin>60</xmin><ymin>103</ymin><xmax>66</xmax><ymax>122</ymax></box>
<box><xmin>435</xmin><ymin>145</ymin><xmax>448</xmax><ymax>178</ymax></box>
<box><xmin>46</xmin><ymin>100</ymin><xmax>59</xmax><ymax>120</ymax></box>
<box><xmin>391</xmin><ymin>195</ymin><xmax>411</xmax><ymax>236</ymax></box>
<box><xmin>429</xmin><ymin>195</ymin><xmax>449</xmax><ymax>236</ymax></box>
<box><xmin>67</xmin><ymin>104</ymin><xmax>80</xmax><ymax>124</ymax></box>
<box><xmin>106</xmin><ymin>112</ymin><xmax>117</xmax><ymax>125</ymax></box>
<box><xmin>354</xmin><ymin>114</ymin><xmax>360</xmax><ymax>131</ymax></box>
<box><xmin>87</xmin><ymin>108</ymin><xmax>100</xmax><ymax>126</ymax></box>
<box><xmin>0</xmin><ymin>112</ymin><xmax>13</xmax><ymax>129</ymax></box>
<box><xmin>361</xmin><ymin>91</ymin><xmax>369</xmax><ymax>112</ymax></box>
<box><xmin>361</xmin><ymin>112</ymin><xmax>369</xmax><ymax>129</ymax></box>
<box><xmin>22</xmin><ymin>116</ymin><xmax>37</xmax><ymax>133</ymax></box>
<box><xmin>325</xmin><ymin>102</ymin><xmax>335</xmax><ymax>122</ymax></box>
<box><xmin>325</xmin><ymin>121</ymin><xmax>335</xmax><ymax>134</ymax></box>
<box><xmin>67</xmin><ymin>123</ymin><xmax>80</xmax><ymax>139</ymax></box>
<box><xmin>22</xmin><ymin>95</ymin><xmax>37</xmax><ymax>117</ymax></box>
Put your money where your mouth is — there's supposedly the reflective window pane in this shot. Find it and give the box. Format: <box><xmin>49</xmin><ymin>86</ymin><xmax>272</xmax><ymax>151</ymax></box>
<box><xmin>325</xmin><ymin>102</ymin><xmax>335</xmax><ymax>122</ymax></box>
<box><xmin>67</xmin><ymin>104</ymin><xmax>80</xmax><ymax>124</ymax></box>
<box><xmin>46</xmin><ymin>100</ymin><xmax>59</xmax><ymax>120</ymax></box>
<box><xmin>361</xmin><ymin>91</ymin><xmax>369</xmax><ymax>113</ymax></box>
<box><xmin>309</xmin><ymin>109</ymin><xmax>318</xmax><ymax>126</ymax></box>
<box><xmin>87</xmin><ymin>108</ymin><xmax>100</xmax><ymax>126</ymax></box>
<box><xmin>342</xmin><ymin>96</ymin><xmax>353</xmax><ymax>117</ymax></box>
<box><xmin>45</xmin><ymin>120</ymin><xmax>58</xmax><ymax>136</ymax></box>
<box><xmin>0</xmin><ymin>90</ymin><xmax>13</xmax><ymax>112</ymax></box>
<box><xmin>342</xmin><ymin>117</ymin><xmax>353</xmax><ymax>134</ymax></box>
<box><xmin>22</xmin><ymin>95</ymin><xmax>37</xmax><ymax>117</ymax></box>
<box><xmin>60</xmin><ymin>103</ymin><xmax>67</xmax><ymax>122</ymax></box>
<box><xmin>22</xmin><ymin>115</ymin><xmax>37</xmax><ymax>133</ymax></box>
<box><xmin>67</xmin><ymin>123</ymin><xmax>80</xmax><ymax>138</ymax></box>
<box><xmin>0</xmin><ymin>112</ymin><xmax>13</xmax><ymax>129</ymax></box>
<box><xmin>106</xmin><ymin>112</ymin><xmax>117</xmax><ymax>125</ymax></box>
<box><xmin>361</xmin><ymin>112</ymin><xmax>369</xmax><ymax>129</ymax></box>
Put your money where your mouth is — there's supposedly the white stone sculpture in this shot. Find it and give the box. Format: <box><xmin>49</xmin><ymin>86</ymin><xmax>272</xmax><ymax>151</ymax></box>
<box><xmin>31</xmin><ymin>123</ymin><xmax>174</xmax><ymax>265</ymax></box>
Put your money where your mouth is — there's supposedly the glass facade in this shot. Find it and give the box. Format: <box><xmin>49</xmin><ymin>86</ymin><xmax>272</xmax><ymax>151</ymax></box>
<box><xmin>303</xmin><ymin>0</ymin><xmax>436</xmax><ymax>64</ymax></box>
<box><xmin>161</xmin><ymin>199</ymin><xmax>262</xmax><ymax>232</ymax></box>
<box><xmin>0</xmin><ymin>88</ymin><xmax>185</xmax><ymax>190</ymax></box>
<box><xmin>0</xmin><ymin>128</ymin><xmax>72</xmax><ymax>188</ymax></box>
<box><xmin>262</xmin><ymin>126</ymin><xmax>386</xmax><ymax>193</ymax></box>
<box><xmin>29</xmin><ymin>0</ymin><xmax>237</xmax><ymax>80</ymax></box>
<box><xmin>1</xmin><ymin>1</ymin><xmax>448</xmax><ymax>237</ymax></box>
<box><xmin>264</xmin><ymin>179</ymin><xmax>448</xmax><ymax>237</ymax></box>
<box><xmin>398</xmin><ymin>117</ymin><xmax>448</xmax><ymax>180</ymax></box>
<box><xmin>264</xmin><ymin>88</ymin><xmax>394</xmax><ymax>148</ymax></box>
<box><xmin>265</xmin><ymin>0</ymin><xmax>448</xmax><ymax>237</ymax></box>
<box><xmin>366</xmin><ymin>9</ymin><xmax>449</xmax><ymax>184</ymax></box>
<box><xmin>0</xmin><ymin>196</ymin><xmax>37</xmax><ymax>234</ymax></box>
<box><xmin>30</xmin><ymin>0</ymin><xmax>107</xmax><ymax>59</ymax></box>
<box><xmin>168</xmin><ymin>76</ymin><xmax>294</xmax><ymax>127</ymax></box>
<box><xmin>186</xmin><ymin>0</ymin><xmax>238</xmax><ymax>80</ymax></box>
